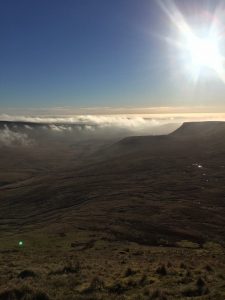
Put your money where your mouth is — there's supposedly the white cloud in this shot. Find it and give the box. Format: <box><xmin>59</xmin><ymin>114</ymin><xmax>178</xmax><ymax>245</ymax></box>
<box><xmin>1</xmin><ymin>112</ymin><xmax>225</xmax><ymax>144</ymax></box>
<box><xmin>0</xmin><ymin>113</ymin><xmax>175</xmax><ymax>126</ymax></box>
<box><xmin>24</xmin><ymin>124</ymin><xmax>33</xmax><ymax>130</ymax></box>
<box><xmin>0</xmin><ymin>125</ymin><xmax>33</xmax><ymax>147</ymax></box>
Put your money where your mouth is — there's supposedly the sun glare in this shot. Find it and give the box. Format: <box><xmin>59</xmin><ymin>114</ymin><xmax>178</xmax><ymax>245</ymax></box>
<box><xmin>188</xmin><ymin>36</ymin><xmax>220</xmax><ymax>68</ymax></box>
<box><xmin>185</xmin><ymin>33</ymin><xmax>223</xmax><ymax>80</ymax></box>
<box><xmin>159</xmin><ymin>0</ymin><xmax>225</xmax><ymax>83</ymax></box>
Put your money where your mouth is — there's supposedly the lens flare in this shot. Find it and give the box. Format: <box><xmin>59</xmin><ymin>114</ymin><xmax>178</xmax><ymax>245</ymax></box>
<box><xmin>185</xmin><ymin>32</ymin><xmax>223</xmax><ymax>81</ymax></box>
<box><xmin>159</xmin><ymin>0</ymin><xmax>225</xmax><ymax>84</ymax></box>
<box><xmin>188</xmin><ymin>36</ymin><xmax>220</xmax><ymax>68</ymax></box>
<box><xmin>19</xmin><ymin>240</ymin><xmax>24</xmax><ymax>247</ymax></box>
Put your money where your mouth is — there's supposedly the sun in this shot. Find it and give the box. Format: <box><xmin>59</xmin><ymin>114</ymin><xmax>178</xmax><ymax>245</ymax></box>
<box><xmin>158</xmin><ymin>0</ymin><xmax>225</xmax><ymax>83</ymax></box>
<box><xmin>184</xmin><ymin>32</ymin><xmax>223</xmax><ymax>80</ymax></box>
<box><xmin>187</xmin><ymin>36</ymin><xmax>221</xmax><ymax>69</ymax></box>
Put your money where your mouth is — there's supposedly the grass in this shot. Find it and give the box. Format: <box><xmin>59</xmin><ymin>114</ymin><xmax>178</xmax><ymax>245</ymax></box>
<box><xmin>0</xmin><ymin>230</ymin><xmax>224</xmax><ymax>299</ymax></box>
<box><xmin>0</xmin><ymin>286</ymin><xmax>50</xmax><ymax>300</ymax></box>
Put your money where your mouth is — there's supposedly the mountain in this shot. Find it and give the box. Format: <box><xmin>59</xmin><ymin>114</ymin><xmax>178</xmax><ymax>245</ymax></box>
<box><xmin>171</xmin><ymin>121</ymin><xmax>225</xmax><ymax>137</ymax></box>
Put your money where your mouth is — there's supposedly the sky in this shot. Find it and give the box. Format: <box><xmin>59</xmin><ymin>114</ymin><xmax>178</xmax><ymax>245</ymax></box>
<box><xmin>1</xmin><ymin>0</ymin><xmax>225</xmax><ymax>114</ymax></box>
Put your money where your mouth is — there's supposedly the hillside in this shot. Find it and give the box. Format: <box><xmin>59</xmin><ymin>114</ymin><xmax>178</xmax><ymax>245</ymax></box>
<box><xmin>1</xmin><ymin>121</ymin><xmax>225</xmax><ymax>241</ymax></box>
<box><xmin>0</xmin><ymin>121</ymin><xmax>225</xmax><ymax>299</ymax></box>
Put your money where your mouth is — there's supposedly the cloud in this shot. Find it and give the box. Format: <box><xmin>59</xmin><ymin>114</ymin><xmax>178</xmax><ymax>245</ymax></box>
<box><xmin>1</xmin><ymin>112</ymin><xmax>225</xmax><ymax>147</ymax></box>
<box><xmin>0</xmin><ymin>125</ymin><xmax>33</xmax><ymax>147</ymax></box>
<box><xmin>0</xmin><ymin>114</ymin><xmax>177</xmax><ymax>135</ymax></box>
<box><xmin>1</xmin><ymin>111</ymin><xmax>225</xmax><ymax>123</ymax></box>
<box><xmin>1</xmin><ymin>112</ymin><xmax>225</xmax><ymax>130</ymax></box>
<box><xmin>24</xmin><ymin>124</ymin><xmax>33</xmax><ymax>130</ymax></box>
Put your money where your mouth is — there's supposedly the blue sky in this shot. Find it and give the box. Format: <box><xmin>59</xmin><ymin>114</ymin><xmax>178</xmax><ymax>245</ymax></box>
<box><xmin>1</xmin><ymin>0</ymin><xmax>225</xmax><ymax>113</ymax></box>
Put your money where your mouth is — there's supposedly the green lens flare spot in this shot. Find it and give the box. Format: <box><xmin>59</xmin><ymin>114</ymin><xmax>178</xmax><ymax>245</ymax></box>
<box><xmin>19</xmin><ymin>241</ymin><xmax>24</xmax><ymax>247</ymax></box>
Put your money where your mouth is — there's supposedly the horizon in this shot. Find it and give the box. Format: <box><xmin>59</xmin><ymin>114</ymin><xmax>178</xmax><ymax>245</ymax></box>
<box><xmin>3</xmin><ymin>105</ymin><xmax>225</xmax><ymax>116</ymax></box>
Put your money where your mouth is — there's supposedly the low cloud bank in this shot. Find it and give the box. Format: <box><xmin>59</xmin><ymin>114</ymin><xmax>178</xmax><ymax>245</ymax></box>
<box><xmin>1</xmin><ymin>112</ymin><xmax>225</xmax><ymax>126</ymax></box>
<box><xmin>0</xmin><ymin>114</ymin><xmax>168</xmax><ymax>128</ymax></box>
<box><xmin>1</xmin><ymin>113</ymin><xmax>225</xmax><ymax>147</ymax></box>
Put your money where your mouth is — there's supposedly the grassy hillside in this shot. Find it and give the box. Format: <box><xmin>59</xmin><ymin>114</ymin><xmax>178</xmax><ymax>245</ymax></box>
<box><xmin>0</xmin><ymin>121</ymin><xmax>225</xmax><ymax>299</ymax></box>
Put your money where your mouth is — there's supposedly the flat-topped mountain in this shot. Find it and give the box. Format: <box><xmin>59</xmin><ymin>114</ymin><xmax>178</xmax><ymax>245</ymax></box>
<box><xmin>94</xmin><ymin>122</ymin><xmax>221</xmax><ymax>164</ymax></box>
<box><xmin>119</xmin><ymin>121</ymin><xmax>225</xmax><ymax>144</ymax></box>
<box><xmin>171</xmin><ymin>121</ymin><xmax>225</xmax><ymax>137</ymax></box>
<box><xmin>111</xmin><ymin>121</ymin><xmax>225</xmax><ymax>155</ymax></box>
